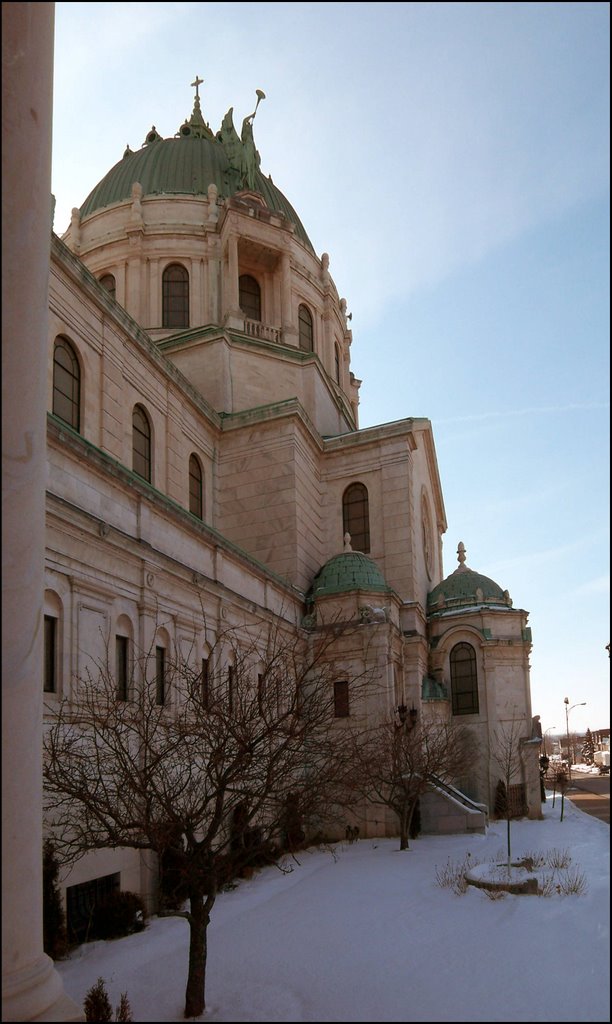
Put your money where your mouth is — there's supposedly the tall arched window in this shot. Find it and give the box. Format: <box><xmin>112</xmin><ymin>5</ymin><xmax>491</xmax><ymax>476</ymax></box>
<box><xmin>298</xmin><ymin>303</ymin><xmax>314</xmax><ymax>352</ymax></box>
<box><xmin>53</xmin><ymin>337</ymin><xmax>81</xmax><ymax>431</ymax></box>
<box><xmin>99</xmin><ymin>273</ymin><xmax>116</xmax><ymax>299</ymax></box>
<box><xmin>239</xmin><ymin>274</ymin><xmax>261</xmax><ymax>321</ymax></box>
<box><xmin>335</xmin><ymin>343</ymin><xmax>341</xmax><ymax>384</ymax></box>
<box><xmin>189</xmin><ymin>453</ymin><xmax>203</xmax><ymax>519</ymax></box>
<box><xmin>450</xmin><ymin>642</ymin><xmax>479</xmax><ymax>716</ymax></box>
<box><xmin>132</xmin><ymin>404</ymin><xmax>152</xmax><ymax>482</ymax></box>
<box><xmin>162</xmin><ymin>263</ymin><xmax>189</xmax><ymax>329</ymax></box>
<box><xmin>342</xmin><ymin>482</ymin><xmax>370</xmax><ymax>553</ymax></box>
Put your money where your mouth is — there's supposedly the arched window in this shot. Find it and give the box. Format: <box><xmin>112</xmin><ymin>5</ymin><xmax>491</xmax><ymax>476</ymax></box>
<box><xmin>155</xmin><ymin>645</ymin><xmax>167</xmax><ymax>705</ymax></box>
<box><xmin>450</xmin><ymin>642</ymin><xmax>479</xmax><ymax>716</ymax></box>
<box><xmin>53</xmin><ymin>337</ymin><xmax>81</xmax><ymax>431</ymax></box>
<box><xmin>162</xmin><ymin>263</ymin><xmax>189</xmax><ymax>329</ymax></box>
<box><xmin>189</xmin><ymin>453</ymin><xmax>203</xmax><ymax>519</ymax></box>
<box><xmin>115</xmin><ymin>614</ymin><xmax>133</xmax><ymax>702</ymax></box>
<box><xmin>298</xmin><ymin>303</ymin><xmax>314</xmax><ymax>352</ymax></box>
<box><xmin>132</xmin><ymin>404</ymin><xmax>152</xmax><ymax>482</ymax></box>
<box><xmin>335</xmin><ymin>343</ymin><xmax>341</xmax><ymax>384</ymax></box>
<box><xmin>342</xmin><ymin>482</ymin><xmax>370</xmax><ymax>554</ymax></box>
<box><xmin>239</xmin><ymin>274</ymin><xmax>261</xmax><ymax>321</ymax></box>
<box><xmin>99</xmin><ymin>273</ymin><xmax>116</xmax><ymax>299</ymax></box>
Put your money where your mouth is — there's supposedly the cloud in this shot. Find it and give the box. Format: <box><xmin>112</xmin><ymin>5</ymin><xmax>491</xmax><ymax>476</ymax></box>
<box><xmin>436</xmin><ymin>401</ymin><xmax>610</xmax><ymax>426</ymax></box>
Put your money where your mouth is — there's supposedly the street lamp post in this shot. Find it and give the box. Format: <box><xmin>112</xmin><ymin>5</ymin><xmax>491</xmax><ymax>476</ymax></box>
<box><xmin>564</xmin><ymin>698</ymin><xmax>586</xmax><ymax>783</ymax></box>
<box><xmin>543</xmin><ymin>727</ymin><xmax>556</xmax><ymax>757</ymax></box>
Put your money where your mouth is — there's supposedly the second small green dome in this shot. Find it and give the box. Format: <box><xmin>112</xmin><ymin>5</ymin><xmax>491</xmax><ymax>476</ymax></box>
<box><xmin>310</xmin><ymin>552</ymin><xmax>391</xmax><ymax>598</ymax></box>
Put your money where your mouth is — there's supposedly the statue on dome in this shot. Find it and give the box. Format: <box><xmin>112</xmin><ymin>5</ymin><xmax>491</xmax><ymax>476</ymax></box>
<box><xmin>217</xmin><ymin>107</ymin><xmax>242</xmax><ymax>194</ymax></box>
<box><xmin>217</xmin><ymin>90</ymin><xmax>266</xmax><ymax>194</ymax></box>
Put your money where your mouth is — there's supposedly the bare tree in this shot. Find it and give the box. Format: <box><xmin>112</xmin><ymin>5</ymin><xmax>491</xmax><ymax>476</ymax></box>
<box><xmin>492</xmin><ymin>717</ymin><xmax>527</xmax><ymax>869</ymax></box>
<box><xmin>43</xmin><ymin>617</ymin><xmax>370</xmax><ymax>1018</ymax></box>
<box><xmin>348</xmin><ymin>716</ymin><xmax>478</xmax><ymax>850</ymax></box>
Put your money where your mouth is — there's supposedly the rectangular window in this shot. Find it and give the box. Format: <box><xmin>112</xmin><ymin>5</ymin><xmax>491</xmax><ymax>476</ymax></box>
<box><xmin>66</xmin><ymin>872</ymin><xmax>120</xmax><ymax>944</ymax></box>
<box><xmin>116</xmin><ymin>635</ymin><xmax>129</xmax><ymax>701</ymax></box>
<box><xmin>44</xmin><ymin>615</ymin><xmax>57</xmax><ymax>693</ymax></box>
<box><xmin>156</xmin><ymin>646</ymin><xmax>166</xmax><ymax>705</ymax></box>
<box><xmin>334</xmin><ymin>680</ymin><xmax>349</xmax><ymax>718</ymax></box>
<box><xmin>201</xmin><ymin>657</ymin><xmax>209</xmax><ymax>709</ymax></box>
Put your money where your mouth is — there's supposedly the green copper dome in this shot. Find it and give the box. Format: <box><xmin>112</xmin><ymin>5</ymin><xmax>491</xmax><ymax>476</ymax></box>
<box><xmin>310</xmin><ymin>551</ymin><xmax>392</xmax><ymax>599</ymax></box>
<box><xmin>78</xmin><ymin>87</ymin><xmax>314</xmax><ymax>252</ymax></box>
<box><xmin>428</xmin><ymin>542</ymin><xmax>512</xmax><ymax>612</ymax></box>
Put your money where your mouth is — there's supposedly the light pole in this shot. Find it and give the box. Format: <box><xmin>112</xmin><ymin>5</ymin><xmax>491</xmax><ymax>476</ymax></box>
<box><xmin>543</xmin><ymin>727</ymin><xmax>556</xmax><ymax>757</ymax></box>
<box><xmin>564</xmin><ymin>698</ymin><xmax>586</xmax><ymax>782</ymax></box>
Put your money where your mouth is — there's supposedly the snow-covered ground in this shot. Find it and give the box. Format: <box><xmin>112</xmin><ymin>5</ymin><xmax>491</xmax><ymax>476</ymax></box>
<box><xmin>57</xmin><ymin>791</ymin><xmax>610</xmax><ymax>1022</ymax></box>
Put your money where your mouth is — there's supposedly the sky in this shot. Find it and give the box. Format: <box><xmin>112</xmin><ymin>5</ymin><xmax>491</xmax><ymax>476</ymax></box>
<box><xmin>50</xmin><ymin>3</ymin><xmax>610</xmax><ymax>737</ymax></box>
<box><xmin>56</xmin><ymin>782</ymin><xmax>610</xmax><ymax>1022</ymax></box>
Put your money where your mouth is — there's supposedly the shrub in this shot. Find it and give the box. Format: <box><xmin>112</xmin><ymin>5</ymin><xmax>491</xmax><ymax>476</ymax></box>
<box><xmin>557</xmin><ymin>868</ymin><xmax>588</xmax><ymax>896</ymax></box>
<box><xmin>84</xmin><ymin>977</ymin><xmax>113</xmax><ymax>1022</ymax></box>
<box><xmin>434</xmin><ymin>854</ymin><xmax>473</xmax><ymax>895</ymax></box>
<box><xmin>546</xmin><ymin>847</ymin><xmax>571</xmax><ymax>870</ymax></box>
<box><xmin>83</xmin><ymin>979</ymin><xmax>133</xmax><ymax>1022</ymax></box>
<box><xmin>92</xmin><ymin>890</ymin><xmax>146</xmax><ymax>941</ymax></box>
<box><xmin>494</xmin><ymin>779</ymin><xmax>507</xmax><ymax>819</ymax></box>
<box><xmin>409</xmin><ymin>798</ymin><xmax>421</xmax><ymax>840</ymax></box>
<box><xmin>42</xmin><ymin>840</ymin><xmax>68</xmax><ymax>959</ymax></box>
<box><xmin>115</xmin><ymin>993</ymin><xmax>133</xmax><ymax>1022</ymax></box>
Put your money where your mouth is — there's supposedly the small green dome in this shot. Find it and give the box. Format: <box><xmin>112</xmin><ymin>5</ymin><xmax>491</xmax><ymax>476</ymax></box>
<box><xmin>310</xmin><ymin>551</ymin><xmax>391</xmax><ymax>599</ymax></box>
<box><xmin>428</xmin><ymin>542</ymin><xmax>512</xmax><ymax>612</ymax></box>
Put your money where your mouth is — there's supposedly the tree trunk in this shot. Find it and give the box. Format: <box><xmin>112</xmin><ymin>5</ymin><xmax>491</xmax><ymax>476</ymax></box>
<box><xmin>184</xmin><ymin>890</ymin><xmax>214</xmax><ymax>1018</ymax></box>
<box><xmin>399</xmin><ymin>808</ymin><xmax>410</xmax><ymax>851</ymax></box>
<box><xmin>506</xmin><ymin>814</ymin><xmax>511</xmax><ymax>871</ymax></box>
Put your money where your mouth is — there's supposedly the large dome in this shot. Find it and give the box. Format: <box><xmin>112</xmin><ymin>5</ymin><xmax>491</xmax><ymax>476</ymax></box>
<box><xmin>427</xmin><ymin>542</ymin><xmax>512</xmax><ymax>612</ymax></box>
<box><xmin>78</xmin><ymin>92</ymin><xmax>314</xmax><ymax>252</ymax></box>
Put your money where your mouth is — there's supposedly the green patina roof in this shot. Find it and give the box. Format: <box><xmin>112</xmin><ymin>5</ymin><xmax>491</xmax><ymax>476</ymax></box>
<box><xmin>309</xmin><ymin>552</ymin><xmax>391</xmax><ymax>599</ymax></box>
<box><xmin>78</xmin><ymin>90</ymin><xmax>314</xmax><ymax>252</ymax></box>
<box><xmin>427</xmin><ymin>543</ymin><xmax>512</xmax><ymax>612</ymax></box>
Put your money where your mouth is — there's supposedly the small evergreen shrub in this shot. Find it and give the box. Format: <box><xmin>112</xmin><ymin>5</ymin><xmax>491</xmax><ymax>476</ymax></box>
<box><xmin>42</xmin><ymin>840</ymin><xmax>68</xmax><ymax>959</ymax></box>
<box><xmin>494</xmin><ymin>779</ymin><xmax>507</xmax><ymax>819</ymax></box>
<box><xmin>84</xmin><ymin>977</ymin><xmax>113</xmax><ymax>1022</ymax></box>
<box><xmin>92</xmin><ymin>890</ymin><xmax>146</xmax><ymax>940</ymax></box>
<box><xmin>83</xmin><ymin>979</ymin><xmax>133</xmax><ymax>1022</ymax></box>
<box><xmin>115</xmin><ymin>993</ymin><xmax>133</xmax><ymax>1022</ymax></box>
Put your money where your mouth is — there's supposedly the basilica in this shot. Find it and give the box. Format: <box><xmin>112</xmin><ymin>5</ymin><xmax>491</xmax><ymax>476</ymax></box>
<box><xmin>2</xmin><ymin>10</ymin><xmax>540</xmax><ymax>1017</ymax></box>
<box><xmin>43</xmin><ymin>78</ymin><xmax>541</xmax><ymax>919</ymax></box>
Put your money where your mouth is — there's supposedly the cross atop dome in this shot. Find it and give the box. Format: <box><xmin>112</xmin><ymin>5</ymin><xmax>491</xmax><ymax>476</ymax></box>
<box><xmin>179</xmin><ymin>74</ymin><xmax>213</xmax><ymax>139</ymax></box>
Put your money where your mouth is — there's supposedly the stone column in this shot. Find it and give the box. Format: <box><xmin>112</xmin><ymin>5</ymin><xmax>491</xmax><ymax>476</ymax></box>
<box><xmin>223</xmin><ymin>232</ymin><xmax>243</xmax><ymax>328</ymax></box>
<box><xmin>148</xmin><ymin>257</ymin><xmax>160</xmax><ymax>329</ymax></box>
<box><xmin>2</xmin><ymin>4</ymin><xmax>81</xmax><ymax>1019</ymax></box>
<box><xmin>280</xmin><ymin>249</ymin><xmax>297</xmax><ymax>345</ymax></box>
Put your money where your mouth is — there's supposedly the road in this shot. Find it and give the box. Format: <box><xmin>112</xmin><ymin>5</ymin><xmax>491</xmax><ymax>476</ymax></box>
<box><xmin>565</xmin><ymin>772</ymin><xmax>610</xmax><ymax>824</ymax></box>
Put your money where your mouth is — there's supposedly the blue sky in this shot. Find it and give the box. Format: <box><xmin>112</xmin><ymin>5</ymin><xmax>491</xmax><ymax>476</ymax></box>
<box><xmin>51</xmin><ymin>2</ymin><xmax>610</xmax><ymax>737</ymax></box>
